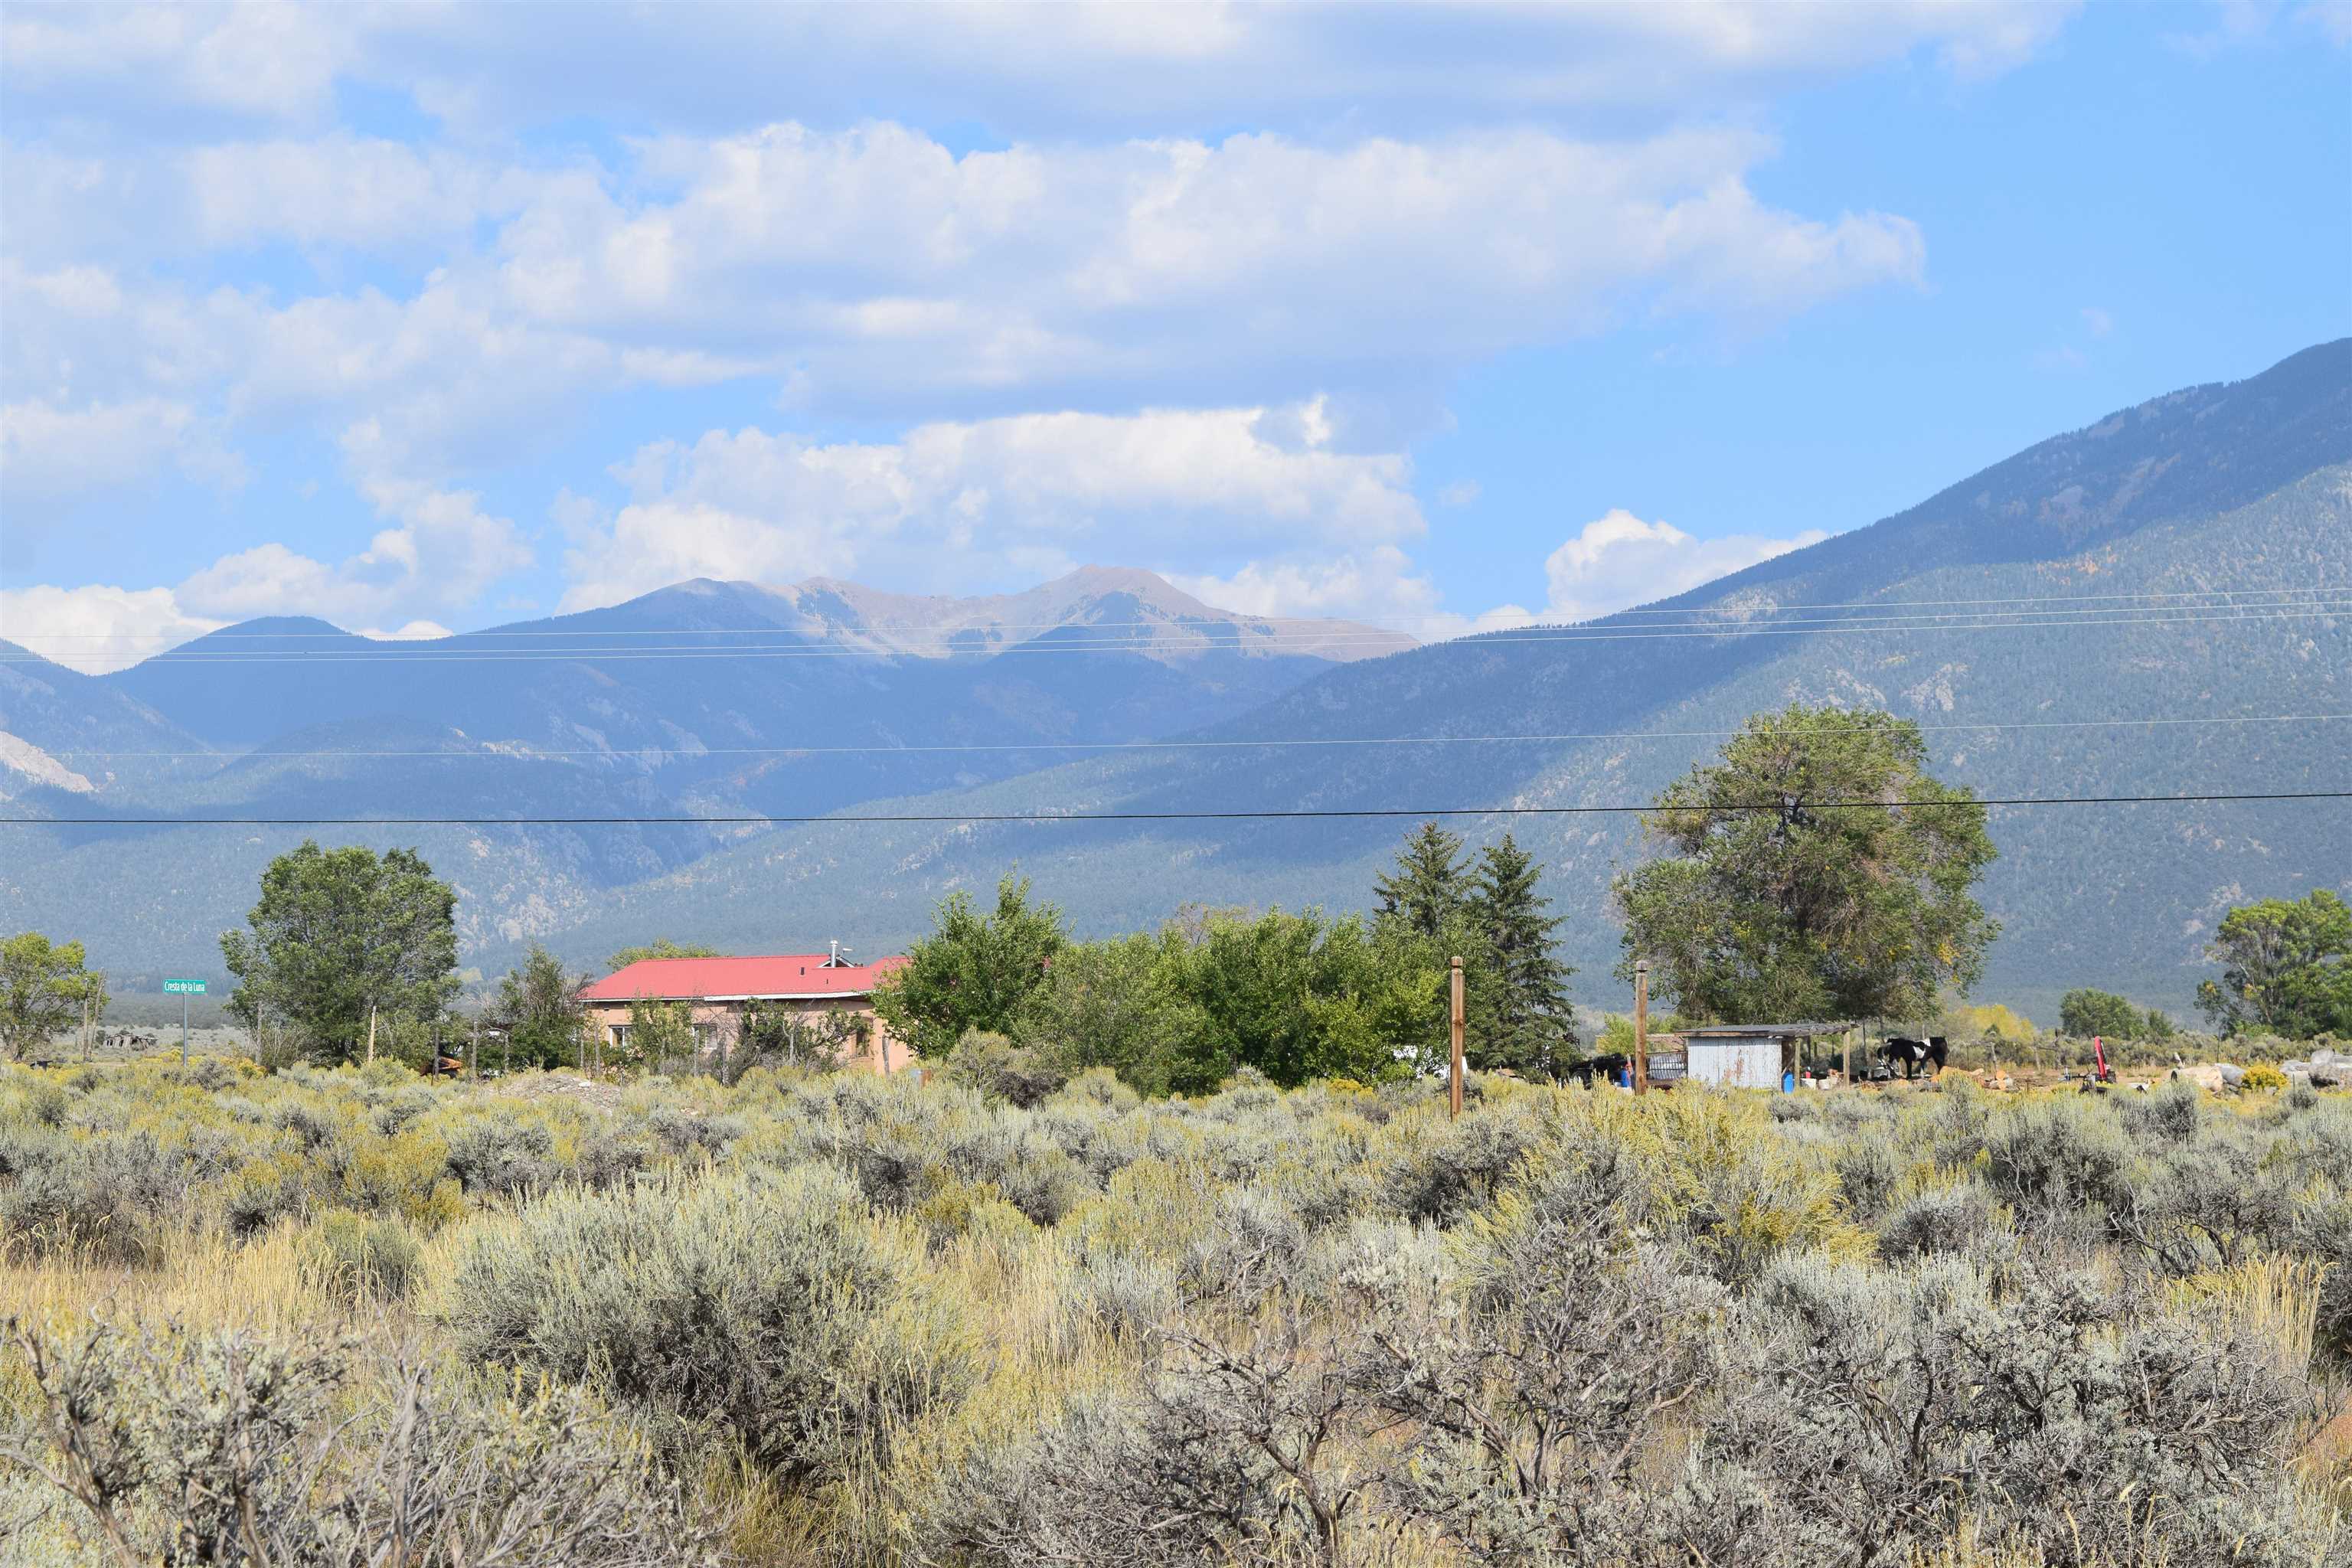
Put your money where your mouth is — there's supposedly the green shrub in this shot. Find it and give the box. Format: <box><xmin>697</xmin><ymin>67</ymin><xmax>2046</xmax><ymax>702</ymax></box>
<box><xmin>309</xmin><ymin>1210</ymin><xmax>422</xmax><ymax>1302</ymax></box>
<box><xmin>452</xmin><ymin>1164</ymin><xmax>973</xmax><ymax>1487</ymax></box>
<box><xmin>3</xmin><ymin>1317</ymin><xmax>720</xmax><ymax>1565</ymax></box>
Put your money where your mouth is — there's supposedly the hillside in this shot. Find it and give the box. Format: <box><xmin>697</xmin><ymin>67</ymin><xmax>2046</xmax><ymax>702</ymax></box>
<box><xmin>530</xmin><ymin>341</ymin><xmax>2352</xmax><ymax>1018</ymax></box>
<box><xmin>4</xmin><ymin>346</ymin><xmax>2344</xmax><ymax>1013</ymax></box>
<box><xmin>0</xmin><ymin>571</ymin><xmax>1410</xmax><ymax>977</ymax></box>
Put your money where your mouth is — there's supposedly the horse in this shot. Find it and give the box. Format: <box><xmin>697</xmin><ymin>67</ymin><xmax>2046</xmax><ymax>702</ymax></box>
<box><xmin>1880</xmin><ymin>1037</ymin><xmax>1949</xmax><ymax>1080</ymax></box>
<box><xmin>1566</xmin><ymin>1053</ymin><xmax>1631</xmax><ymax>1088</ymax></box>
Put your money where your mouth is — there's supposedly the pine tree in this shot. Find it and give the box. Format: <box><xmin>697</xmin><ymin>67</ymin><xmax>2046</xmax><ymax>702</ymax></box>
<box><xmin>1470</xmin><ymin>834</ymin><xmax>1578</xmax><ymax>1078</ymax></box>
<box><xmin>1374</xmin><ymin>822</ymin><xmax>1470</xmax><ymax>938</ymax></box>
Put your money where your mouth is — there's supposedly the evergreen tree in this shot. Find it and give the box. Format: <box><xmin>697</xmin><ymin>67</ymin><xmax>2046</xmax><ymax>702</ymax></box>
<box><xmin>1469</xmin><ymin>834</ymin><xmax>1579</xmax><ymax>1077</ymax></box>
<box><xmin>1374</xmin><ymin>822</ymin><xmax>1471</xmax><ymax>938</ymax></box>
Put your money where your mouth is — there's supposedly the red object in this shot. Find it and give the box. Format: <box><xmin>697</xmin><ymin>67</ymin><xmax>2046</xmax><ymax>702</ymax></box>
<box><xmin>578</xmin><ymin>952</ymin><xmax>909</xmax><ymax>1003</ymax></box>
<box><xmin>2092</xmin><ymin>1034</ymin><xmax>2109</xmax><ymax>1082</ymax></box>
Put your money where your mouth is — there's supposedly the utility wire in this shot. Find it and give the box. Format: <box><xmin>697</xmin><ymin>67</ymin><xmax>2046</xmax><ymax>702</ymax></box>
<box><xmin>8</xmin><ymin>603</ymin><xmax>2346</xmax><ymax>665</ymax></box>
<box><xmin>44</xmin><ymin>711</ymin><xmax>2352</xmax><ymax>761</ymax></box>
<box><xmin>17</xmin><ymin>583</ymin><xmax>2347</xmax><ymax>642</ymax></box>
<box><xmin>11</xmin><ymin>789</ymin><xmax>2349</xmax><ymax>828</ymax></box>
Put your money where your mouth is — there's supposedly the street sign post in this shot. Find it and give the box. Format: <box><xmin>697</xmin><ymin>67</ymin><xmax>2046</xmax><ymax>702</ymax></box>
<box><xmin>164</xmin><ymin>978</ymin><xmax>206</xmax><ymax>1067</ymax></box>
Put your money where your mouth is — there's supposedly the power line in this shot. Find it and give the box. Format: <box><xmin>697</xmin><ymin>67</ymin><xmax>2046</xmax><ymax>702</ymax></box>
<box><xmin>44</xmin><ymin>711</ymin><xmax>2352</xmax><ymax>761</ymax></box>
<box><xmin>17</xmin><ymin>582</ymin><xmax>2347</xmax><ymax>642</ymax></box>
<box><xmin>11</xmin><ymin>789</ymin><xmax>2348</xmax><ymax>828</ymax></box>
<box><xmin>8</xmin><ymin>602</ymin><xmax>2345</xmax><ymax>665</ymax></box>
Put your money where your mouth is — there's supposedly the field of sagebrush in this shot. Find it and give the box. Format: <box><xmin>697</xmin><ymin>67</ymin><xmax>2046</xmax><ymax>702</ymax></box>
<box><xmin>2</xmin><ymin>1057</ymin><xmax>2348</xmax><ymax>1566</ymax></box>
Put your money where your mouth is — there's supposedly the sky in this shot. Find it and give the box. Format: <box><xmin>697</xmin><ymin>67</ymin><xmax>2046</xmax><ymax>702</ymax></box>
<box><xmin>2</xmin><ymin>0</ymin><xmax>2347</xmax><ymax>673</ymax></box>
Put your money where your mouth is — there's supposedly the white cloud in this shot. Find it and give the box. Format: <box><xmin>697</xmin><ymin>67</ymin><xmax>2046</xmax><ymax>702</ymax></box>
<box><xmin>177</xmin><ymin>459</ymin><xmax>531</xmax><ymax>626</ymax></box>
<box><xmin>0</xmin><ymin>583</ymin><xmax>224</xmax><ymax>675</ymax></box>
<box><xmin>1436</xmin><ymin>480</ymin><xmax>1481</xmax><ymax>508</ymax></box>
<box><xmin>1540</xmin><ymin>509</ymin><xmax>1829</xmax><ymax>623</ymax></box>
<box><xmin>562</xmin><ymin>401</ymin><xmax>1426</xmax><ymax>611</ymax></box>
<box><xmin>0</xmin><ymin>395</ymin><xmax>245</xmax><ymax>522</ymax></box>
<box><xmin>5</xmin><ymin>119</ymin><xmax>1927</xmax><ymax>512</ymax></box>
<box><xmin>478</xmin><ymin>122</ymin><xmax>1925</xmax><ymax>418</ymax></box>
<box><xmin>0</xmin><ymin>3</ymin><xmax>2073</xmax><ymax>140</ymax></box>
<box><xmin>1</xmin><ymin>2</ymin><xmax>352</xmax><ymax>125</ymax></box>
<box><xmin>2080</xmin><ymin>305</ymin><xmax>2115</xmax><ymax>337</ymax></box>
<box><xmin>358</xmin><ymin>619</ymin><xmax>455</xmax><ymax>642</ymax></box>
<box><xmin>0</xmin><ymin>136</ymin><xmax>544</xmax><ymax>268</ymax></box>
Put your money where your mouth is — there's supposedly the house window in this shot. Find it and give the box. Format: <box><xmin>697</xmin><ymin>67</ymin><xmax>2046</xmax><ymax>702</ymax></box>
<box><xmin>609</xmin><ymin>1024</ymin><xmax>632</xmax><ymax>1049</ymax></box>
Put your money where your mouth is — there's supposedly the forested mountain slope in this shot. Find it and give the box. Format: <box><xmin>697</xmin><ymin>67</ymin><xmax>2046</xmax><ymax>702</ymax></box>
<box><xmin>5</xmin><ymin>345</ymin><xmax>2344</xmax><ymax>1013</ymax></box>
<box><xmin>545</xmin><ymin>342</ymin><xmax>2351</xmax><ymax>1018</ymax></box>
<box><xmin>0</xmin><ymin>573</ymin><xmax>1405</xmax><ymax>978</ymax></box>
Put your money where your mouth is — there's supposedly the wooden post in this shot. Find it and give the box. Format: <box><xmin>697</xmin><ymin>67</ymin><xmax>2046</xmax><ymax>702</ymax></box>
<box><xmin>1842</xmin><ymin>1027</ymin><xmax>1853</xmax><ymax>1087</ymax></box>
<box><xmin>1448</xmin><ymin>956</ymin><xmax>1465</xmax><ymax>1119</ymax></box>
<box><xmin>364</xmin><ymin>1004</ymin><xmax>377</xmax><ymax>1065</ymax></box>
<box><xmin>469</xmin><ymin>1016</ymin><xmax>479</xmax><ymax>1080</ymax></box>
<box><xmin>1632</xmin><ymin>959</ymin><xmax>1650</xmax><ymax>1096</ymax></box>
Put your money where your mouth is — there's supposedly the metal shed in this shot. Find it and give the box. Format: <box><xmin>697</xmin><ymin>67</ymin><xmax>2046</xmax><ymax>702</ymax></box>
<box><xmin>1671</xmin><ymin>1022</ymin><xmax>1849</xmax><ymax>1091</ymax></box>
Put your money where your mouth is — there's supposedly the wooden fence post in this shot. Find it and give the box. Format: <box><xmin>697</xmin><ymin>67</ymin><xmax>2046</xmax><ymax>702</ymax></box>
<box><xmin>1449</xmin><ymin>956</ymin><xmax>1465</xmax><ymax>1119</ymax></box>
<box><xmin>1633</xmin><ymin>960</ymin><xmax>1650</xmax><ymax>1096</ymax></box>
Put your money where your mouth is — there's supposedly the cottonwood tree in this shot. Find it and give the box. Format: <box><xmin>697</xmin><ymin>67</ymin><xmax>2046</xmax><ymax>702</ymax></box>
<box><xmin>0</xmin><ymin>931</ymin><xmax>93</xmax><ymax>1060</ymax></box>
<box><xmin>876</xmin><ymin>875</ymin><xmax>1067</xmax><ymax>1059</ymax></box>
<box><xmin>1612</xmin><ymin>706</ymin><xmax>1998</xmax><ymax>1024</ymax></box>
<box><xmin>2197</xmin><ymin>889</ymin><xmax>2352</xmax><ymax>1039</ymax></box>
<box><xmin>220</xmin><ymin>842</ymin><xmax>459</xmax><ymax>1061</ymax></box>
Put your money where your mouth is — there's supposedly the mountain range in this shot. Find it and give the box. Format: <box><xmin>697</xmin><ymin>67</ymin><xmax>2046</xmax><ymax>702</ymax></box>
<box><xmin>4</xmin><ymin>341</ymin><xmax>2347</xmax><ymax>1020</ymax></box>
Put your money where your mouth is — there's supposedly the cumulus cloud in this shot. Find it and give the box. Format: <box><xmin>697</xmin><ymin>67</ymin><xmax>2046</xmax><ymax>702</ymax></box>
<box><xmin>5</xmin><ymin>118</ymin><xmax>1928</xmax><ymax>515</ymax></box>
<box><xmin>562</xmin><ymin>401</ymin><xmax>1426</xmax><ymax>611</ymax></box>
<box><xmin>0</xmin><ymin>3</ymin><xmax>2073</xmax><ymax>140</ymax></box>
<box><xmin>1539</xmin><ymin>509</ymin><xmax>1829</xmax><ymax>624</ymax></box>
<box><xmin>0</xmin><ymin>395</ymin><xmax>245</xmax><ymax>524</ymax></box>
<box><xmin>7</xmin><ymin>445</ymin><xmax>531</xmax><ymax>674</ymax></box>
<box><xmin>482</xmin><ymin>121</ymin><xmax>1926</xmax><ymax>417</ymax></box>
<box><xmin>0</xmin><ymin>583</ymin><xmax>224</xmax><ymax>675</ymax></box>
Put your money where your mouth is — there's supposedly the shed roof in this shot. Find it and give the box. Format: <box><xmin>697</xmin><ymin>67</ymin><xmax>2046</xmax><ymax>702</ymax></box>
<box><xmin>579</xmin><ymin>953</ymin><xmax>908</xmax><ymax>1003</ymax></box>
<box><xmin>1680</xmin><ymin>1021</ymin><xmax>1851</xmax><ymax>1040</ymax></box>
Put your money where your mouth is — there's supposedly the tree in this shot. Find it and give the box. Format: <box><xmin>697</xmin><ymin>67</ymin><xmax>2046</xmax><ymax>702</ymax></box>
<box><xmin>606</xmin><ymin>937</ymin><xmax>721</xmax><ymax>970</ymax></box>
<box><xmin>1610</xmin><ymin>706</ymin><xmax>1999</xmax><ymax>1024</ymax></box>
<box><xmin>0</xmin><ymin>932</ymin><xmax>91</xmax><ymax>1060</ymax></box>
<box><xmin>1011</xmin><ymin>933</ymin><xmax>1213</xmax><ymax>1097</ymax></box>
<box><xmin>1468</xmin><ymin>834</ymin><xmax>1578</xmax><ymax>1077</ymax></box>
<box><xmin>496</xmin><ymin>945</ymin><xmax>589</xmax><ymax>1070</ymax></box>
<box><xmin>873</xmin><ymin>875</ymin><xmax>1067</xmax><ymax>1060</ymax></box>
<box><xmin>622</xmin><ymin>997</ymin><xmax>697</xmax><ymax>1073</ymax></box>
<box><xmin>219</xmin><ymin>842</ymin><xmax>460</xmax><ymax>1061</ymax></box>
<box><xmin>2196</xmin><ymin>890</ymin><xmax>2352</xmax><ymax>1039</ymax></box>
<box><xmin>2058</xmin><ymin>988</ymin><xmax>2149</xmax><ymax>1040</ymax></box>
<box><xmin>74</xmin><ymin>967</ymin><xmax>110</xmax><ymax>1062</ymax></box>
<box><xmin>1374</xmin><ymin>822</ymin><xmax>1470</xmax><ymax>939</ymax></box>
<box><xmin>1157</xmin><ymin>908</ymin><xmax>1437</xmax><ymax>1089</ymax></box>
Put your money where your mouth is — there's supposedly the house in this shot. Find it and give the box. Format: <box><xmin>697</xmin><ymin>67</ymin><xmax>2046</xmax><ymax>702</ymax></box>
<box><xmin>1644</xmin><ymin>1023</ymin><xmax>1849</xmax><ymax>1091</ymax></box>
<box><xmin>577</xmin><ymin>946</ymin><xmax>913</xmax><ymax>1073</ymax></box>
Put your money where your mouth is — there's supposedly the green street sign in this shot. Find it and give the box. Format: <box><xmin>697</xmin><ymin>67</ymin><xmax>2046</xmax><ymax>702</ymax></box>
<box><xmin>163</xmin><ymin>978</ymin><xmax>207</xmax><ymax>995</ymax></box>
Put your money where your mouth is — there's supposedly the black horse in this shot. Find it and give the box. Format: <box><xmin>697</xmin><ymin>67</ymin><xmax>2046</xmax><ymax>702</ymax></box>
<box><xmin>1880</xmin><ymin>1037</ymin><xmax>1949</xmax><ymax>1080</ymax></box>
<box><xmin>1566</xmin><ymin>1053</ymin><xmax>1631</xmax><ymax>1088</ymax></box>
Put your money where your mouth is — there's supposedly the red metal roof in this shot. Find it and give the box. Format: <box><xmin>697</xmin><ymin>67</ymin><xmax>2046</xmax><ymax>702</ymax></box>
<box><xmin>578</xmin><ymin>953</ymin><xmax>908</xmax><ymax>1003</ymax></box>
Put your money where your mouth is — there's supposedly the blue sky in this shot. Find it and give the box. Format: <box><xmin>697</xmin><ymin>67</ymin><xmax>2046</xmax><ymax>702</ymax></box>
<box><xmin>3</xmin><ymin>0</ymin><xmax>2347</xmax><ymax>671</ymax></box>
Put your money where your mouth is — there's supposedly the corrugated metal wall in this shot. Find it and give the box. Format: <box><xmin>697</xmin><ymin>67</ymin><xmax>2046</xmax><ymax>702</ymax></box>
<box><xmin>1687</xmin><ymin>1037</ymin><xmax>1782</xmax><ymax>1087</ymax></box>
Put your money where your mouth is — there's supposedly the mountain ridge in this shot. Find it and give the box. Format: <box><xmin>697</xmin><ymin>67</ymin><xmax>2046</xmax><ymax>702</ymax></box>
<box><xmin>3</xmin><ymin>344</ymin><xmax>2345</xmax><ymax>1018</ymax></box>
